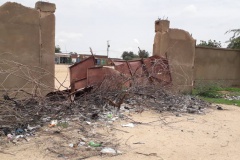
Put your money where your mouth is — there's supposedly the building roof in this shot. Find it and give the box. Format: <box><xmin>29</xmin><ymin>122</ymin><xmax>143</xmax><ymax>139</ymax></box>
<box><xmin>79</xmin><ymin>54</ymin><xmax>108</xmax><ymax>58</ymax></box>
<box><xmin>55</xmin><ymin>53</ymin><xmax>108</xmax><ymax>58</ymax></box>
<box><xmin>55</xmin><ymin>53</ymin><xmax>70</xmax><ymax>57</ymax></box>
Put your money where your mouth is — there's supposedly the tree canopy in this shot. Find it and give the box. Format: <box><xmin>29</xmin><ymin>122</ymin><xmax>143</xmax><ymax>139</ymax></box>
<box><xmin>197</xmin><ymin>40</ymin><xmax>221</xmax><ymax>48</ymax></box>
<box><xmin>138</xmin><ymin>49</ymin><xmax>149</xmax><ymax>58</ymax></box>
<box><xmin>121</xmin><ymin>49</ymin><xmax>149</xmax><ymax>60</ymax></box>
<box><xmin>121</xmin><ymin>51</ymin><xmax>139</xmax><ymax>60</ymax></box>
<box><xmin>226</xmin><ymin>29</ymin><xmax>240</xmax><ymax>49</ymax></box>
<box><xmin>55</xmin><ymin>45</ymin><xmax>62</xmax><ymax>53</ymax></box>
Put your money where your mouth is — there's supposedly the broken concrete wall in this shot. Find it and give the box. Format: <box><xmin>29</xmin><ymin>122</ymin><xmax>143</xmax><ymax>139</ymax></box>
<box><xmin>194</xmin><ymin>46</ymin><xmax>240</xmax><ymax>87</ymax></box>
<box><xmin>0</xmin><ymin>2</ymin><xmax>55</xmax><ymax>97</ymax></box>
<box><xmin>153</xmin><ymin>20</ymin><xmax>240</xmax><ymax>91</ymax></box>
<box><xmin>153</xmin><ymin>20</ymin><xmax>195</xmax><ymax>92</ymax></box>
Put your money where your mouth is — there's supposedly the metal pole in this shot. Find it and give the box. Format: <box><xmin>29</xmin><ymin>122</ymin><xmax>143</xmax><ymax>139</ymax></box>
<box><xmin>107</xmin><ymin>40</ymin><xmax>110</xmax><ymax>58</ymax></box>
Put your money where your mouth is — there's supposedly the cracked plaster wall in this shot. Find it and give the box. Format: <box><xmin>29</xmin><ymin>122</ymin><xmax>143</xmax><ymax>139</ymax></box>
<box><xmin>0</xmin><ymin>1</ymin><xmax>55</xmax><ymax>97</ymax></box>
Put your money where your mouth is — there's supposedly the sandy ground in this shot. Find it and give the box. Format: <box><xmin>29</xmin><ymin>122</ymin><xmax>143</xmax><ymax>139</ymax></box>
<box><xmin>88</xmin><ymin>105</ymin><xmax>240</xmax><ymax>160</ymax></box>
<box><xmin>55</xmin><ymin>64</ymin><xmax>70</xmax><ymax>90</ymax></box>
<box><xmin>1</xmin><ymin>105</ymin><xmax>240</xmax><ymax>160</ymax></box>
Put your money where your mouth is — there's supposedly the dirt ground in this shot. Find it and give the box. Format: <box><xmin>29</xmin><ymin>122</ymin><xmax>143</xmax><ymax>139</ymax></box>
<box><xmin>1</xmin><ymin>105</ymin><xmax>240</xmax><ymax>160</ymax></box>
<box><xmin>89</xmin><ymin>105</ymin><xmax>240</xmax><ymax>160</ymax></box>
<box><xmin>55</xmin><ymin>64</ymin><xmax>70</xmax><ymax>90</ymax></box>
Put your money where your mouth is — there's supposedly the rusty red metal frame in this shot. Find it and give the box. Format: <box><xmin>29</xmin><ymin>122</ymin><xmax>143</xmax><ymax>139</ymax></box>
<box><xmin>69</xmin><ymin>55</ymin><xmax>171</xmax><ymax>92</ymax></box>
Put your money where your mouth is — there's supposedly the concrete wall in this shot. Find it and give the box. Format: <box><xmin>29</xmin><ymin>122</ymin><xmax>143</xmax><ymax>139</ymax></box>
<box><xmin>0</xmin><ymin>2</ymin><xmax>55</xmax><ymax>97</ymax></box>
<box><xmin>153</xmin><ymin>20</ymin><xmax>240</xmax><ymax>91</ymax></box>
<box><xmin>153</xmin><ymin>20</ymin><xmax>196</xmax><ymax>92</ymax></box>
<box><xmin>194</xmin><ymin>46</ymin><xmax>240</xmax><ymax>87</ymax></box>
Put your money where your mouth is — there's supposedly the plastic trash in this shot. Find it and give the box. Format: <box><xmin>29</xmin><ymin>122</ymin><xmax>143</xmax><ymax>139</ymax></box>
<box><xmin>100</xmin><ymin>147</ymin><xmax>117</xmax><ymax>154</ymax></box>
<box><xmin>49</xmin><ymin>120</ymin><xmax>58</xmax><ymax>127</ymax></box>
<box><xmin>27</xmin><ymin>124</ymin><xmax>41</xmax><ymax>131</ymax></box>
<box><xmin>15</xmin><ymin>135</ymin><xmax>24</xmax><ymax>139</ymax></box>
<box><xmin>85</xmin><ymin>121</ymin><xmax>91</xmax><ymax>125</ymax></box>
<box><xmin>7</xmin><ymin>133</ymin><xmax>13</xmax><ymax>140</ymax></box>
<box><xmin>89</xmin><ymin>141</ymin><xmax>102</xmax><ymax>147</ymax></box>
<box><xmin>15</xmin><ymin>128</ymin><xmax>24</xmax><ymax>135</ymax></box>
<box><xmin>107</xmin><ymin>113</ymin><xmax>113</xmax><ymax>118</ymax></box>
<box><xmin>78</xmin><ymin>141</ymin><xmax>86</xmax><ymax>147</ymax></box>
<box><xmin>80</xmin><ymin>137</ymin><xmax>87</xmax><ymax>142</ymax></box>
<box><xmin>42</xmin><ymin>117</ymin><xmax>51</xmax><ymax>122</ymax></box>
<box><xmin>101</xmin><ymin>147</ymin><xmax>122</xmax><ymax>154</ymax></box>
<box><xmin>121</xmin><ymin>123</ymin><xmax>134</xmax><ymax>128</ymax></box>
<box><xmin>111</xmin><ymin>117</ymin><xmax>118</xmax><ymax>121</ymax></box>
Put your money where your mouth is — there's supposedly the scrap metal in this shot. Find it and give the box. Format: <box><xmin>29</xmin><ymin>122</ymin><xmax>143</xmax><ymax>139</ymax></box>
<box><xmin>69</xmin><ymin>55</ymin><xmax>172</xmax><ymax>92</ymax></box>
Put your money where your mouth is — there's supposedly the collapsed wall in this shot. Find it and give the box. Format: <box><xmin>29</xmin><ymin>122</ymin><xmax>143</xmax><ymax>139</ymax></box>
<box><xmin>153</xmin><ymin>20</ymin><xmax>196</xmax><ymax>92</ymax></box>
<box><xmin>0</xmin><ymin>2</ymin><xmax>55</xmax><ymax>97</ymax></box>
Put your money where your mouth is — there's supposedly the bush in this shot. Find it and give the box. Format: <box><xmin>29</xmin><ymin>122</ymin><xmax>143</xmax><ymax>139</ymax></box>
<box><xmin>193</xmin><ymin>83</ymin><xmax>223</xmax><ymax>98</ymax></box>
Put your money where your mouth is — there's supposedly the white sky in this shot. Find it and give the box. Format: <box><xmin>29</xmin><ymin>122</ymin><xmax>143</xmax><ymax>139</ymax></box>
<box><xmin>1</xmin><ymin>0</ymin><xmax>239</xmax><ymax>58</ymax></box>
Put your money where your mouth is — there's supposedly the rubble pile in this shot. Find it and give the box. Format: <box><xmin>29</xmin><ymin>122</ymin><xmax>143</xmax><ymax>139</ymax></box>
<box><xmin>0</xmin><ymin>83</ymin><xmax>212</xmax><ymax>159</ymax></box>
<box><xmin>223</xmin><ymin>95</ymin><xmax>240</xmax><ymax>101</ymax></box>
<box><xmin>125</xmin><ymin>85</ymin><xmax>209</xmax><ymax>114</ymax></box>
<box><xmin>0</xmin><ymin>84</ymin><xmax>210</xmax><ymax>132</ymax></box>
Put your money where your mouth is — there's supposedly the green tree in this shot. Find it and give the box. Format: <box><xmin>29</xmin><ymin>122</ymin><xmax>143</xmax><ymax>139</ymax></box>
<box><xmin>55</xmin><ymin>45</ymin><xmax>62</xmax><ymax>53</ymax></box>
<box><xmin>226</xmin><ymin>29</ymin><xmax>240</xmax><ymax>49</ymax></box>
<box><xmin>121</xmin><ymin>51</ymin><xmax>139</xmax><ymax>60</ymax></box>
<box><xmin>197</xmin><ymin>40</ymin><xmax>221</xmax><ymax>48</ymax></box>
<box><xmin>138</xmin><ymin>49</ymin><xmax>149</xmax><ymax>58</ymax></box>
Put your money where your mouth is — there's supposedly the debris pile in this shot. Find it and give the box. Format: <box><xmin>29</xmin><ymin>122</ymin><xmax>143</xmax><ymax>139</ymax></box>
<box><xmin>223</xmin><ymin>95</ymin><xmax>240</xmax><ymax>101</ymax></box>
<box><xmin>0</xmin><ymin>81</ymin><xmax>209</xmax><ymax>142</ymax></box>
<box><xmin>0</xmin><ymin>56</ymin><xmax>211</xmax><ymax>159</ymax></box>
<box><xmin>0</xmin><ymin>84</ymin><xmax>211</xmax><ymax>159</ymax></box>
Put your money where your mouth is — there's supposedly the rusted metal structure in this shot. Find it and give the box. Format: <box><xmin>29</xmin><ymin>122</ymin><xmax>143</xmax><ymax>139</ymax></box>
<box><xmin>69</xmin><ymin>55</ymin><xmax>171</xmax><ymax>92</ymax></box>
<box><xmin>69</xmin><ymin>56</ymin><xmax>95</xmax><ymax>91</ymax></box>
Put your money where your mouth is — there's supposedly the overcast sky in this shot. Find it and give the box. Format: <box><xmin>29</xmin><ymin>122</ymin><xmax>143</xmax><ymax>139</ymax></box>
<box><xmin>1</xmin><ymin>0</ymin><xmax>239</xmax><ymax>58</ymax></box>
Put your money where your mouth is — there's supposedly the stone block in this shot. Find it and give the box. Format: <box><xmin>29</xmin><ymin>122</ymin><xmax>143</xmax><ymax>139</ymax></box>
<box><xmin>35</xmin><ymin>1</ymin><xmax>56</xmax><ymax>13</ymax></box>
<box><xmin>155</xmin><ymin>20</ymin><xmax>170</xmax><ymax>32</ymax></box>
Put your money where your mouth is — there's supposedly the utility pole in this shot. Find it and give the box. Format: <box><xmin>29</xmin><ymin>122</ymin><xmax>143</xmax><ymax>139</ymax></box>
<box><xmin>89</xmin><ymin>47</ymin><xmax>94</xmax><ymax>56</ymax></box>
<box><xmin>138</xmin><ymin>46</ymin><xmax>141</xmax><ymax>52</ymax></box>
<box><xmin>138</xmin><ymin>46</ymin><xmax>142</xmax><ymax>58</ymax></box>
<box><xmin>107</xmin><ymin>40</ymin><xmax>110</xmax><ymax>58</ymax></box>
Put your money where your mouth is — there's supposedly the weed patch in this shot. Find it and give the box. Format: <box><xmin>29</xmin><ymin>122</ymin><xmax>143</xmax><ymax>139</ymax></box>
<box><xmin>193</xmin><ymin>84</ymin><xmax>240</xmax><ymax>106</ymax></box>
